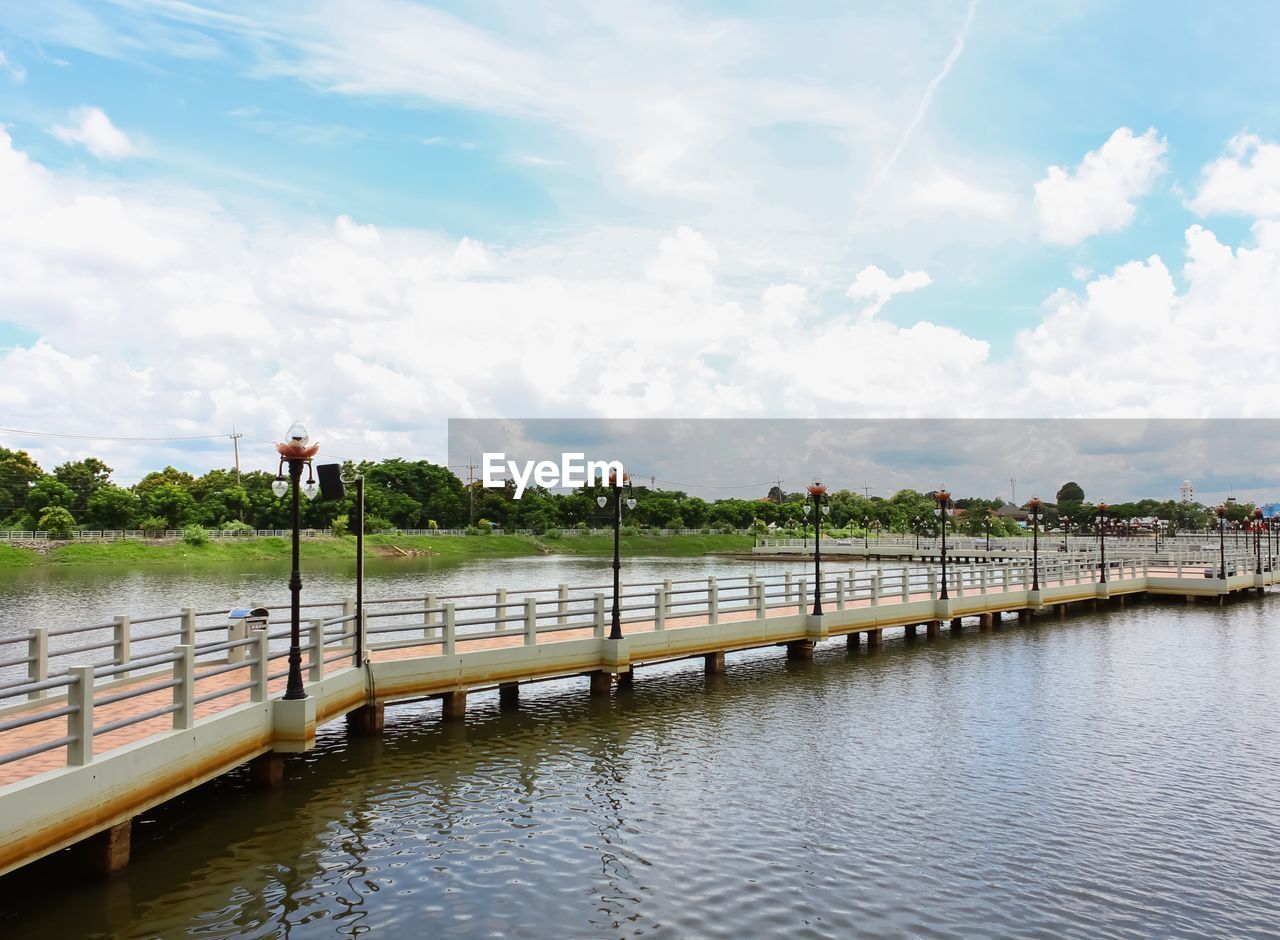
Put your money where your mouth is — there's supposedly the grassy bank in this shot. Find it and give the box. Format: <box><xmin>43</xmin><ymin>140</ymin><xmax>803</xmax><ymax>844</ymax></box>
<box><xmin>0</xmin><ymin>533</ymin><xmax>755</xmax><ymax>568</ymax></box>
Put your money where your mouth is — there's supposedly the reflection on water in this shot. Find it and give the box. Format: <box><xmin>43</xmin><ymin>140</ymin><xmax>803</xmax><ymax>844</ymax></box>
<box><xmin>1</xmin><ymin>593</ymin><xmax>1278</xmax><ymax>938</ymax></box>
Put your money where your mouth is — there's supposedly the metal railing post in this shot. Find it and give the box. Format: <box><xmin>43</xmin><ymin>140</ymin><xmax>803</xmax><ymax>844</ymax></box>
<box><xmin>251</xmin><ymin>629</ymin><xmax>269</xmax><ymax>702</ymax></box>
<box><xmin>524</xmin><ymin>597</ymin><xmax>538</xmax><ymax>646</ymax></box>
<box><xmin>443</xmin><ymin>603</ymin><xmax>456</xmax><ymax>655</ymax></box>
<box><xmin>425</xmin><ymin>593</ymin><xmax>438</xmax><ymax>637</ymax></box>
<box><xmin>67</xmin><ymin>666</ymin><xmax>94</xmax><ymax>766</ymax></box>
<box><xmin>593</xmin><ymin>593</ymin><xmax>606</xmax><ymax>638</ymax></box>
<box><xmin>228</xmin><ymin>617</ymin><xmax>246</xmax><ymax>664</ymax></box>
<box><xmin>181</xmin><ymin>608</ymin><xmax>197</xmax><ymax>646</ymax></box>
<box><xmin>308</xmin><ymin>618</ymin><xmax>324</xmax><ymax>682</ymax></box>
<box><xmin>558</xmin><ymin>584</ymin><xmax>569</xmax><ymax>625</ymax></box>
<box><xmin>173</xmin><ymin>645</ymin><xmax>195</xmax><ymax>730</ymax></box>
<box><xmin>27</xmin><ymin>628</ymin><xmax>47</xmax><ymax>701</ymax></box>
<box><xmin>113</xmin><ymin>615</ymin><xmax>130</xmax><ymax>669</ymax></box>
<box><xmin>496</xmin><ymin>588</ymin><xmax>507</xmax><ymax>628</ymax></box>
<box><xmin>708</xmin><ymin>577</ymin><xmax>719</xmax><ymax>624</ymax></box>
<box><xmin>655</xmin><ymin>587</ymin><xmax>666</xmax><ymax>630</ymax></box>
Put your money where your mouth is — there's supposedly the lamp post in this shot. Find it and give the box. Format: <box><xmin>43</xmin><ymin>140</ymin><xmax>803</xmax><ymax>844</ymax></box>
<box><xmin>1095</xmin><ymin>502</ymin><xmax>1109</xmax><ymax>584</ymax></box>
<box><xmin>914</xmin><ymin>515</ymin><xmax>921</xmax><ymax>550</ymax></box>
<box><xmin>597</xmin><ymin>472</ymin><xmax>636</xmax><ymax>640</ymax></box>
<box><xmin>1028</xmin><ymin>496</ymin><xmax>1043</xmax><ymax>591</ymax></box>
<box><xmin>1252</xmin><ymin>507</ymin><xmax>1263</xmax><ymax>575</ymax></box>
<box><xmin>985</xmin><ymin>511</ymin><xmax>992</xmax><ymax>551</ymax></box>
<box><xmin>803</xmin><ymin>478</ymin><xmax>829</xmax><ymax>615</ymax></box>
<box><xmin>935</xmin><ymin>488</ymin><xmax>951</xmax><ymax>600</ymax></box>
<box><xmin>1153</xmin><ymin>516</ymin><xmax>1161</xmax><ymax>553</ymax></box>
<box><xmin>862</xmin><ymin>514</ymin><xmax>869</xmax><ymax>549</ymax></box>
<box><xmin>274</xmin><ymin>422</ymin><xmax>320</xmax><ymax>700</ymax></box>
<box><xmin>1215</xmin><ymin>504</ymin><xmax>1227</xmax><ymax>580</ymax></box>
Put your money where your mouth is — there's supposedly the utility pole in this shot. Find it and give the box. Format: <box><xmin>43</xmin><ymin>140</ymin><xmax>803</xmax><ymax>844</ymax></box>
<box><xmin>1010</xmin><ymin>477</ymin><xmax>1016</xmax><ymax>505</ymax></box>
<box><xmin>230</xmin><ymin>425</ymin><xmax>243</xmax><ymax>483</ymax></box>
<box><xmin>465</xmin><ymin>457</ymin><xmax>479</xmax><ymax>525</ymax></box>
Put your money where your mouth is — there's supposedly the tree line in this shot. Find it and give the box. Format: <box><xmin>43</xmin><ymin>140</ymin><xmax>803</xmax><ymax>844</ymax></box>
<box><xmin>0</xmin><ymin>448</ymin><xmax>1249</xmax><ymax>538</ymax></box>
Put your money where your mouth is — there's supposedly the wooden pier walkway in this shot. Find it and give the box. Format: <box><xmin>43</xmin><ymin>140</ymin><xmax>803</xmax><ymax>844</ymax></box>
<box><xmin>0</xmin><ymin>553</ymin><xmax>1271</xmax><ymax>878</ymax></box>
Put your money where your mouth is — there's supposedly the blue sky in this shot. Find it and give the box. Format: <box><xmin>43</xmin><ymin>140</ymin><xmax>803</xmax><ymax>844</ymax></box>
<box><xmin>2</xmin><ymin>1</ymin><xmax>1280</xmax><ymax>501</ymax></box>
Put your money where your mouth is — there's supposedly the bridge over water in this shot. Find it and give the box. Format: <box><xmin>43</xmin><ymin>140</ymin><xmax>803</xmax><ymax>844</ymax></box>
<box><xmin>0</xmin><ymin>548</ymin><xmax>1273</xmax><ymax>878</ymax></box>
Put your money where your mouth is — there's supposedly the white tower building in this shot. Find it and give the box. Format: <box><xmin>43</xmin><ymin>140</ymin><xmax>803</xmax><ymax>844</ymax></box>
<box><xmin>1180</xmin><ymin>480</ymin><xmax>1193</xmax><ymax>503</ymax></box>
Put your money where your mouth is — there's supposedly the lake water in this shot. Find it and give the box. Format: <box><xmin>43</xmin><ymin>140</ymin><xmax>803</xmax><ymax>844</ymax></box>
<box><xmin>0</xmin><ymin>558</ymin><xmax>1277</xmax><ymax>937</ymax></box>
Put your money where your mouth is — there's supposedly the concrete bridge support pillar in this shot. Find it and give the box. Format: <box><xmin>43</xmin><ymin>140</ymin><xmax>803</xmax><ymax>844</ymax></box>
<box><xmin>1057</xmin><ymin>604</ymin><xmax>1066</xmax><ymax>620</ymax></box>
<box><xmin>978</xmin><ymin>613</ymin><xmax>994</xmax><ymax>631</ymax></box>
<box><xmin>846</xmin><ymin>632</ymin><xmax>861</xmax><ymax>650</ymax></box>
<box><xmin>249</xmin><ymin>752</ymin><xmax>284</xmax><ymax>789</ymax></box>
<box><xmin>926</xmin><ymin>620</ymin><xmax>941</xmax><ymax>640</ymax></box>
<box><xmin>786</xmin><ymin>640</ymin><xmax>815</xmax><ymax>661</ymax></box>
<box><xmin>442</xmin><ymin>690</ymin><xmax>468</xmax><ymax>720</ymax></box>
<box><xmin>1018</xmin><ymin>608</ymin><xmax>1032</xmax><ymax>624</ymax></box>
<box><xmin>903</xmin><ymin>623</ymin><xmax>918</xmax><ymax>640</ymax></box>
<box><xmin>346</xmin><ymin>703</ymin><xmax>385</xmax><ymax>737</ymax></box>
<box><xmin>704</xmin><ymin>651</ymin><xmax>725</xmax><ymax>674</ymax></box>
<box><xmin>499</xmin><ymin>683</ymin><xmax>520</xmax><ymax>710</ymax></box>
<box><xmin>589</xmin><ymin>671</ymin><xmax>612</xmax><ymax>696</ymax></box>
<box><xmin>866</xmin><ymin>629</ymin><xmax>883</xmax><ymax>650</ymax></box>
<box><xmin>616</xmin><ymin>670</ymin><xmax>634</xmax><ymax>690</ymax></box>
<box><xmin>80</xmin><ymin>820</ymin><xmax>131</xmax><ymax>879</ymax></box>
<box><xmin>949</xmin><ymin>617</ymin><xmax>963</xmax><ymax>634</ymax></box>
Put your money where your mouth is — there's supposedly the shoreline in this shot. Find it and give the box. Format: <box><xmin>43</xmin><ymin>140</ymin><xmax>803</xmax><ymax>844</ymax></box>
<box><xmin>0</xmin><ymin>533</ymin><xmax>756</xmax><ymax>569</ymax></box>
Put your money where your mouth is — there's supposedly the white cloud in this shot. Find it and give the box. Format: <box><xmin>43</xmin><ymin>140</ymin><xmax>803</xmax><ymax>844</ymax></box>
<box><xmin>5</xmin><ymin>127</ymin><xmax>1280</xmax><ymax>487</ymax></box>
<box><xmin>847</xmin><ymin>265</ymin><xmax>932</xmax><ymax>318</ymax></box>
<box><xmin>50</xmin><ymin>106</ymin><xmax>137</xmax><ymax>159</ymax></box>
<box><xmin>908</xmin><ymin>172</ymin><xmax>1015</xmax><ymax>219</ymax></box>
<box><xmin>1190</xmin><ymin>133</ymin><xmax>1280</xmax><ymax>218</ymax></box>
<box><xmin>0</xmin><ymin>51</ymin><xmax>25</xmax><ymax>83</ymax></box>
<box><xmin>1033</xmin><ymin>127</ymin><xmax>1167</xmax><ymax>245</ymax></box>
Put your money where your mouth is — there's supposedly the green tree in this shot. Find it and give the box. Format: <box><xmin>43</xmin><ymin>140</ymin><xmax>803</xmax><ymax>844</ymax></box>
<box><xmin>140</xmin><ymin>483</ymin><xmax>197</xmax><ymax>528</ymax></box>
<box><xmin>37</xmin><ymin>505</ymin><xmax>75</xmax><ymax>539</ymax></box>
<box><xmin>0</xmin><ymin>447</ymin><xmax>44</xmax><ymax>525</ymax></box>
<box><xmin>26</xmin><ymin>478</ymin><xmax>76</xmax><ymax>517</ymax></box>
<box><xmin>85</xmin><ymin>484</ymin><xmax>139</xmax><ymax>529</ymax></box>
<box><xmin>53</xmin><ymin>458</ymin><xmax>113</xmax><ymax>512</ymax></box>
<box><xmin>1056</xmin><ymin>481</ymin><xmax>1085</xmax><ymax>504</ymax></box>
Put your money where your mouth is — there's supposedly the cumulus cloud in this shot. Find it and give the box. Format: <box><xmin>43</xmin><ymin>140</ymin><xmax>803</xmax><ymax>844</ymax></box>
<box><xmin>1190</xmin><ymin>133</ymin><xmax>1280</xmax><ymax>218</ymax></box>
<box><xmin>1033</xmin><ymin>127</ymin><xmax>1167</xmax><ymax>245</ymax></box>
<box><xmin>5</xmin><ymin>128</ymin><xmax>1280</xmax><ymax>486</ymax></box>
<box><xmin>846</xmin><ymin>265</ymin><xmax>932</xmax><ymax>318</ymax></box>
<box><xmin>50</xmin><ymin>106</ymin><xmax>138</xmax><ymax>159</ymax></box>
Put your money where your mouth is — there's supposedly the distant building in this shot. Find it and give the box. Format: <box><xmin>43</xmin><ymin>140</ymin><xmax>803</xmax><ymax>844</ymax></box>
<box><xmin>1261</xmin><ymin>503</ymin><xmax>1280</xmax><ymax>519</ymax></box>
<box><xmin>1180</xmin><ymin>480</ymin><xmax>1194</xmax><ymax>503</ymax></box>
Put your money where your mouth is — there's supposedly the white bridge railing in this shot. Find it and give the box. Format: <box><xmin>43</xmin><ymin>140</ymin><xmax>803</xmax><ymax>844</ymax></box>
<box><xmin>0</xmin><ymin>553</ymin><xmax>1268</xmax><ymax>777</ymax></box>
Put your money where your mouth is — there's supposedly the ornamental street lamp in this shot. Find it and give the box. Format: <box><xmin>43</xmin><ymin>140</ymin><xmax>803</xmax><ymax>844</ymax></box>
<box><xmin>1153</xmin><ymin>516</ymin><xmax>1161</xmax><ymax>553</ymax></box>
<box><xmin>1252</xmin><ymin>507</ymin><xmax>1263</xmax><ymax>575</ymax></box>
<box><xmin>985</xmin><ymin>511</ymin><xmax>992</xmax><ymax>551</ymax></box>
<box><xmin>1215</xmin><ymin>504</ymin><xmax>1227</xmax><ymax>580</ymax></box>
<box><xmin>913</xmin><ymin>515</ymin><xmax>922</xmax><ymax>550</ymax></box>
<box><xmin>274</xmin><ymin>422</ymin><xmax>320</xmax><ymax>700</ymax></box>
<box><xmin>1095</xmin><ymin>502</ymin><xmax>1109</xmax><ymax>584</ymax></box>
<box><xmin>935</xmin><ymin>488</ymin><xmax>951</xmax><ymax>600</ymax></box>
<box><xmin>597</xmin><ymin>472</ymin><xmax>636</xmax><ymax>640</ymax></box>
<box><xmin>803</xmin><ymin>478</ymin><xmax>829</xmax><ymax>615</ymax></box>
<box><xmin>1028</xmin><ymin>496</ymin><xmax>1043</xmax><ymax>591</ymax></box>
<box><xmin>862</xmin><ymin>514</ymin><xmax>870</xmax><ymax>549</ymax></box>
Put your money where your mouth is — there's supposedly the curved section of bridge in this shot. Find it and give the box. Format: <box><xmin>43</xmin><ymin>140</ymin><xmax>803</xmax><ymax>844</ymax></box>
<box><xmin>0</xmin><ymin>552</ymin><xmax>1272</xmax><ymax>878</ymax></box>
